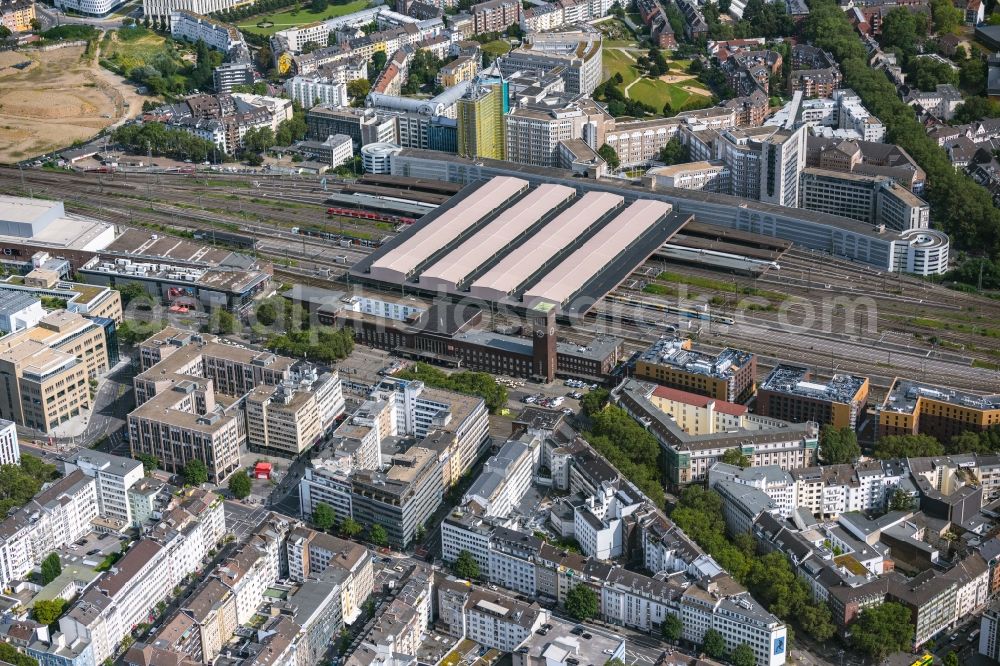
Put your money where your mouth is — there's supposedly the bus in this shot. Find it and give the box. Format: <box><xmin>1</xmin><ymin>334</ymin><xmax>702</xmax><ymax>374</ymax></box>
<box><xmin>910</xmin><ymin>654</ymin><xmax>932</xmax><ymax>666</ymax></box>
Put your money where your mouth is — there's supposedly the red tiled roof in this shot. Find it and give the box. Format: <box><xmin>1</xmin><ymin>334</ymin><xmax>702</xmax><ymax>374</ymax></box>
<box><xmin>650</xmin><ymin>385</ymin><xmax>747</xmax><ymax>416</ymax></box>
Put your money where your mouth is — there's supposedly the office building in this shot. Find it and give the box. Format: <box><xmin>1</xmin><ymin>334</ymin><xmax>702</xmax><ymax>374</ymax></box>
<box><xmin>879</xmin><ymin>378</ymin><xmax>1000</xmax><ymax>442</ymax></box>
<box><xmin>0</xmin><ymin>262</ymin><xmax>123</xmax><ymax>324</ymax></box>
<box><xmin>306</xmin><ymin>106</ymin><xmax>397</xmax><ymax>147</ymax></box>
<box><xmin>456</xmin><ymin>82</ymin><xmax>506</xmax><ymax>160</ymax></box>
<box><xmin>464</xmin><ymin>589</ymin><xmax>547</xmax><ymax>651</ymax></box>
<box><xmin>463</xmin><ymin>436</ymin><xmax>537</xmax><ymax>518</ymax></box>
<box><xmin>505</xmin><ymin>96</ymin><xmax>609</xmax><ymax>168</ymax></box>
<box><xmin>798</xmin><ymin>168</ymin><xmax>930</xmax><ymax>230</ymax></box>
<box><xmin>0</xmin><ymin>291</ymin><xmax>44</xmax><ymax>333</ymax></box>
<box><xmin>757</xmin><ymin>365</ymin><xmax>869</xmax><ymax>429</ymax></box>
<box><xmin>634</xmin><ymin>337</ymin><xmax>756</xmax><ymax>403</ymax></box>
<box><xmin>980</xmin><ymin>599</ymin><xmax>1000</xmax><ymax>661</ymax></box>
<box><xmin>129</xmin><ymin>328</ymin><xmax>306</xmax><ymax>483</ymax></box>
<box><xmin>245</xmin><ymin>367</ymin><xmax>345</xmax><ymax>458</ymax></box>
<box><xmin>0</xmin><ymin>311</ymin><xmax>111</xmax><ymax>432</ymax></box>
<box><xmin>806</xmin><ymin>136</ymin><xmax>926</xmax><ymax>194</ymax></box>
<box><xmin>614</xmin><ymin>380</ymin><xmax>819</xmax><ymax>485</ymax></box>
<box><xmin>645</xmin><ymin>161</ymin><xmax>731</xmax><ymax>193</ymax></box>
<box><xmin>350</xmin><ymin>444</ymin><xmax>444</xmax><ymax>548</ymax></box>
<box><xmin>499</xmin><ymin>29</ymin><xmax>603</xmax><ymax>96</ymax></box>
<box><xmin>286</xmin><ymin>527</ymin><xmax>374</xmax><ymax>624</ymax></box>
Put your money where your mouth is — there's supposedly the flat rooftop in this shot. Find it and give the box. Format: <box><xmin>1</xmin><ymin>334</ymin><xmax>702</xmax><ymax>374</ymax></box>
<box><xmin>882</xmin><ymin>378</ymin><xmax>1000</xmax><ymax>415</ymax></box>
<box><xmin>638</xmin><ymin>337</ymin><xmax>753</xmax><ymax>379</ymax></box>
<box><xmin>760</xmin><ymin>364</ymin><xmax>867</xmax><ymax>403</ymax></box>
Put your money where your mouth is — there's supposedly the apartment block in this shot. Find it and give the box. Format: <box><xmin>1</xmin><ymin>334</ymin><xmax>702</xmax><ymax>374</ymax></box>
<box><xmin>0</xmin><ymin>470</ymin><xmax>97</xmax><ymax>588</ymax></box>
<box><xmin>879</xmin><ymin>378</ymin><xmax>1000</xmax><ymax>442</ymax></box>
<box><xmin>757</xmin><ymin>365</ymin><xmax>869</xmax><ymax>429</ymax></box>
<box><xmin>0</xmin><ymin>418</ymin><xmax>19</xmax><ymax>466</ymax></box>
<box><xmin>464</xmin><ymin>588</ymin><xmax>547</xmax><ymax>651</ymax></box>
<box><xmin>63</xmin><ymin>450</ymin><xmax>144</xmax><ymax>530</ymax></box>
<box><xmin>284</xmin><ymin>75</ymin><xmax>348</xmax><ymax>108</ymax></box>
<box><xmin>169</xmin><ymin>10</ymin><xmax>244</xmax><ymax>52</ymax></box>
<box><xmin>470</xmin><ymin>0</ymin><xmax>518</xmax><ymax>33</ymax></box>
<box><xmin>0</xmin><ymin>0</ymin><xmax>35</xmax><ymax>32</ymax></box>
<box><xmin>286</xmin><ymin>527</ymin><xmax>374</xmax><ymax>625</ymax></box>
<box><xmin>634</xmin><ymin>337</ymin><xmax>756</xmax><ymax>403</ymax></box>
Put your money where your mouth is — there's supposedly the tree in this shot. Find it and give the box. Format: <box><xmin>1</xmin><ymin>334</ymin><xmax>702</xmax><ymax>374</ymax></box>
<box><xmin>702</xmin><ymin>629</ymin><xmax>727</xmax><ymax>659</ymax></box>
<box><xmin>730</xmin><ymin>643</ymin><xmax>756</xmax><ymax>666</ymax></box>
<box><xmin>944</xmin><ymin>652</ymin><xmax>959</xmax><ymax>666</ymax></box>
<box><xmin>658</xmin><ymin>137</ymin><xmax>690</xmax><ymax>165</ymax></box>
<box><xmin>888</xmin><ymin>487</ymin><xmax>917</xmax><ymax>512</ymax></box>
<box><xmin>721</xmin><ymin>448</ymin><xmax>751</xmax><ymax>468</ymax></box>
<box><xmin>40</xmin><ymin>553</ymin><xmax>62</xmax><ymax>585</ymax></box>
<box><xmin>341</xmin><ymin>517</ymin><xmax>362</xmax><ymax>538</ymax></box>
<box><xmin>0</xmin><ymin>642</ymin><xmax>37</xmax><ymax>666</ymax></box>
<box><xmin>313</xmin><ymin>502</ymin><xmax>336</xmax><ymax>531</ymax></box>
<box><xmin>565</xmin><ymin>584</ymin><xmax>599</xmax><ymax>620</ymax></box>
<box><xmin>311</xmin><ymin>0</ymin><xmax>328</xmax><ymax>12</ymax></box>
<box><xmin>228</xmin><ymin>470</ymin><xmax>251</xmax><ymax>499</ymax></box>
<box><xmin>930</xmin><ymin>0</ymin><xmax>962</xmax><ymax>34</ymax></box>
<box><xmin>347</xmin><ymin>79</ymin><xmax>371</xmax><ymax>105</ymax></box>
<box><xmin>183</xmin><ymin>459</ymin><xmax>209</xmax><ymax>486</ymax></box>
<box><xmin>242</xmin><ymin>126</ymin><xmax>275</xmax><ymax>154</ymax></box>
<box><xmin>256</xmin><ymin>44</ymin><xmax>273</xmax><ymax>73</ymax></box>
<box><xmin>580</xmin><ymin>388</ymin><xmax>610</xmax><ymax>416</ymax></box>
<box><xmin>954</xmin><ymin>96</ymin><xmax>1000</xmax><ymax>123</ymax></box>
<box><xmin>135</xmin><ymin>453</ymin><xmax>159</xmax><ymax>474</ymax></box>
<box><xmin>33</xmin><ymin>598</ymin><xmax>67</xmax><ymax>625</ymax></box>
<box><xmin>211</xmin><ymin>309</ymin><xmax>239</xmax><ymax>335</ymax></box>
<box><xmin>819</xmin><ymin>425</ymin><xmax>861</xmax><ymax>464</ymax></box>
<box><xmin>850</xmin><ymin>602</ymin><xmax>913</xmax><ymax>661</ymax></box>
<box><xmin>454</xmin><ymin>550</ymin><xmax>480</xmax><ymax>580</ymax></box>
<box><xmin>881</xmin><ymin>8</ymin><xmax>921</xmax><ymax>52</ymax></box>
<box><xmin>874</xmin><ymin>434</ymin><xmax>944</xmax><ymax>459</ymax></box>
<box><xmin>598</xmin><ymin>144</ymin><xmax>620</xmax><ymax>170</ymax></box>
<box><xmin>369</xmin><ymin>524</ymin><xmax>388</xmax><ymax>546</ymax></box>
<box><xmin>394</xmin><ymin>363</ymin><xmax>507</xmax><ymax>414</ymax></box>
<box><xmin>117</xmin><ymin>283</ymin><xmax>147</xmax><ymax>306</ymax></box>
<box><xmin>908</xmin><ymin>56</ymin><xmax>959</xmax><ymax>91</ymax></box>
<box><xmin>662</xmin><ymin>613</ymin><xmax>683</xmax><ymax>643</ymax></box>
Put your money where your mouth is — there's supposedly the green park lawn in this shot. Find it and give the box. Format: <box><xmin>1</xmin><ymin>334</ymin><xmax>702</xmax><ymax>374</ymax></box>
<box><xmin>238</xmin><ymin>0</ymin><xmax>370</xmax><ymax>35</ymax></box>
<box><xmin>602</xmin><ymin>48</ymin><xmax>711</xmax><ymax>113</ymax></box>
<box><xmin>481</xmin><ymin>39</ymin><xmax>511</xmax><ymax>61</ymax></box>
<box><xmin>603</xmin><ymin>48</ymin><xmax>640</xmax><ymax>86</ymax></box>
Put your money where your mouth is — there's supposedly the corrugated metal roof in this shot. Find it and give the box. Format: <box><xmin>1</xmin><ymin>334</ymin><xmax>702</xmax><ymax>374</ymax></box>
<box><xmin>523</xmin><ymin>199</ymin><xmax>669</xmax><ymax>306</ymax></box>
<box><xmin>418</xmin><ymin>183</ymin><xmax>576</xmax><ymax>290</ymax></box>
<box><xmin>369</xmin><ymin>176</ymin><xmax>527</xmax><ymax>282</ymax></box>
<box><xmin>469</xmin><ymin>191</ymin><xmax>623</xmax><ymax>300</ymax></box>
